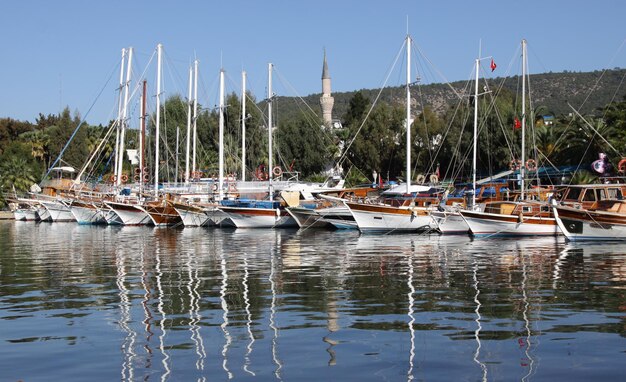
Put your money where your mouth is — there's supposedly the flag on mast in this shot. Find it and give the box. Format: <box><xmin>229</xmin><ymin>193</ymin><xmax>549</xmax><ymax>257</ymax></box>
<box><xmin>490</xmin><ymin>58</ymin><xmax>497</xmax><ymax>72</ymax></box>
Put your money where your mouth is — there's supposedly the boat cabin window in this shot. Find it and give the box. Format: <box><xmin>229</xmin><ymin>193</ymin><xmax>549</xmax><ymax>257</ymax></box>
<box><xmin>564</xmin><ymin>188</ymin><xmax>582</xmax><ymax>201</ymax></box>
<box><xmin>481</xmin><ymin>187</ymin><xmax>496</xmax><ymax>197</ymax></box>
<box><xmin>581</xmin><ymin>189</ymin><xmax>597</xmax><ymax>202</ymax></box>
<box><xmin>522</xmin><ymin>206</ymin><xmax>532</xmax><ymax>213</ymax></box>
<box><xmin>540</xmin><ymin>205</ymin><xmax>550</xmax><ymax>212</ymax></box>
<box><xmin>602</xmin><ymin>188</ymin><xmax>623</xmax><ymax>200</ymax></box>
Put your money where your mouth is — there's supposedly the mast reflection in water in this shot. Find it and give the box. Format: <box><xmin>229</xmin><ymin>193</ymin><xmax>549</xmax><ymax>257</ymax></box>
<box><xmin>0</xmin><ymin>221</ymin><xmax>625</xmax><ymax>381</ymax></box>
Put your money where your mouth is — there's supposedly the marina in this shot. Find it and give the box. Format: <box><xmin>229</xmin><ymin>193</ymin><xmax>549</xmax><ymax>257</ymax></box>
<box><xmin>2</xmin><ymin>2</ymin><xmax>626</xmax><ymax>380</ymax></box>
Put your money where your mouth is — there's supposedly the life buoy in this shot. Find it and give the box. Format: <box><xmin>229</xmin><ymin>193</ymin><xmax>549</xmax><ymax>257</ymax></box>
<box><xmin>211</xmin><ymin>183</ymin><xmax>218</xmax><ymax>192</ymax></box>
<box><xmin>143</xmin><ymin>174</ymin><xmax>149</xmax><ymax>182</ymax></box>
<box><xmin>273</xmin><ymin>166</ymin><xmax>283</xmax><ymax>177</ymax></box>
<box><xmin>525</xmin><ymin>159</ymin><xmax>537</xmax><ymax>172</ymax></box>
<box><xmin>134</xmin><ymin>167</ymin><xmax>141</xmax><ymax>174</ymax></box>
<box><xmin>134</xmin><ymin>174</ymin><xmax>140</xmax><ymax>182</ymax></box>
<box><xmin>509</xmin><ymin>159</ymin><xmax>522</xmax><ymax>171</ymax></box>
<box><xmin>109</xmin><ymin>175</ymin><xmax>116</xmax><ymax>183</ymax></box>
<box><xmin>618</xmin><ymin>158</ymin><xmax>626</xmax><ymax>173</ymax></box>
<box><xmin>416</xmin><ymin>174</ymin><xmax>426</xmax><ymax>184</ymax></box>
<box><xmin>592</xmin><ymin>159</ymin><xmax>606</xmax><ymax>174</ymax></box>
<box><xmin>429</xmin><ymin>174</ymin><xmax>439</xmax><ymax>183</ymax></box>
<box><xmin>121</xmin><ymin>174</ymin><xmax>128</xmax><ymax>183</ymax></box>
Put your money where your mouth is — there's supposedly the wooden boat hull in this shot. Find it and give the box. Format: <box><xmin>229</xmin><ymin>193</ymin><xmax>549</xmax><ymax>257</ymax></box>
<box><xmin>553</xmin><ymin>204</ymin><xmax>626</xmax><ymax>241</ymax></box>
<box><xmin>141</xmin><ymin>204</ymin><xmax>182</xmax><ymax>227</ymax></box>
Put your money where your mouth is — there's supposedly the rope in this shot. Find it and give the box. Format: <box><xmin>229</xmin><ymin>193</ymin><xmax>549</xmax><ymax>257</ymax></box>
<box><xmin>42</xmin><ymin>60</ymin><xmax>119</xmax><ymax>184</ymax></box>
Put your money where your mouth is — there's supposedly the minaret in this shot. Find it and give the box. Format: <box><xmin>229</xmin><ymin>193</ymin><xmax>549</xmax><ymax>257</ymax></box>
<box><xmin>320</xmin><ymin>49</ymin><xmax>334</xmax><ymax>128</ymax></box>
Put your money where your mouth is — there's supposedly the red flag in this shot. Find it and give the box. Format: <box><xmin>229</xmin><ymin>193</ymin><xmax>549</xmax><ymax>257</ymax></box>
<box><xmin>514</xmin><ymin>117</ymin><xmax>522</xmax><ymax>129</ymax></box>
<box><xmin>490</xmin><ymin>58</ymin><xmax>497</xmax><ymax>72</ymax></box>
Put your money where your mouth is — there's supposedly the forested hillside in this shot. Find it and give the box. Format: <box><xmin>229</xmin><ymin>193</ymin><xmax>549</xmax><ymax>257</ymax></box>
<box><xmin>275</xmin><ymin>68</ymin><xmax>626</xmax><ymax>123</ymax></box>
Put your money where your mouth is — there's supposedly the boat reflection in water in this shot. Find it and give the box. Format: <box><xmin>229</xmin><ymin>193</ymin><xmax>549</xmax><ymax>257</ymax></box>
<box><xmin>1</xmin><ymin>223</ymin><xmax>625</xmax><ymax>381</ymax></box>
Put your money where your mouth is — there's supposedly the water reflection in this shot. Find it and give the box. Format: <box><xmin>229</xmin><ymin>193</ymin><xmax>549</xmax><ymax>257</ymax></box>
<box><xmin>0</xmin><ymin>222</ymin><xmax>625</xmax><ymax>381</ymax></box>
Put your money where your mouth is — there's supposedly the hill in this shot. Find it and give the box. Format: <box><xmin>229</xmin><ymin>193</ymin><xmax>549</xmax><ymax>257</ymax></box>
<box><xmin>274</xmin><ymin>68</ymin><xmax>626</xmax><ymax>124</ymax></box>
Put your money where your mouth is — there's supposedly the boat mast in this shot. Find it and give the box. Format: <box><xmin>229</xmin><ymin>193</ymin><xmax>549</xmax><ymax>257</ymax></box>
<box><xmin>154</xmin><ymin>43</ymin><xmax>162</xmax><ymax>195</ymax></box>
<box><xmin>405</xmin><ymin>35</ymin><xmax>412</xmax><ymax>193</ymax></box>
<box><xmin>185</xmin><ymin>66</ymin><xmax>192</xmax><ymax>183</ymax></box>
<box><xmin>113</xmin><ymin>48</ymin><xmax>126</xmax><ymax>184</ymax></box>
<box><xmin>192</xmin><ymin>59</ymin><xmax>199</xmax><ymax>175</ymax></box>
<box><xmin>472</xmin><ymin>55</ymin><xmax>480</xmax><ymax>208</ymax></box>
<box><xmin>116</xmin><ymin>47</ymin><xmax>133</xmax><ymax>187</ymax></box>
<box><xmin>268</xmin><ymin>63</ymin><xmax>274</xmax><ymax>202</ymax></box>
<box><xmin>521</xmin><ymin>39</ymin><xmax>527</xmax><ymax>201</ymax></box>
<box><xmin>140</xmin><ymin>79</ymin><xmax>147</xmax><ymax>193</ymax></box>
<box><xmin>241</xmin><ymin>70</ymin><xmax>247</xmax><ymax>182</ymax></box>
<box><xmin>218</xmin><ymin>68</ymin><xmax>225</xmax><ymax>201</ymax></box>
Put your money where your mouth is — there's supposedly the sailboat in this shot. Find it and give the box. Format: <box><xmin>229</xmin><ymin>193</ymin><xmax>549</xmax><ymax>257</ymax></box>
<box><xmin>344</xmin><ymin>34</ymin><xmax>437</xmax><ymax>233</ymax></box>
<box><xmin>459</xmin><ymin>39</ymin><xmax>559</xmax><ymax>237</ymax></box>
<box><xmin>218</xmin><ymin>63</ymin><xmax>299</xmax><ymax>228</ymax></box>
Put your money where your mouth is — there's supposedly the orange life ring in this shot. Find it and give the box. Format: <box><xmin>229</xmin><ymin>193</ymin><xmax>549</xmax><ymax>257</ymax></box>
<box><xmin>134</xmin><ymin>168</ymin><xmax>141</xmax><ymax>174</ymax></box>
<box><xmin>134</xmin><ymin>174</ymin><xmax>140</xmax><ymax>182</ymax></box>
<box><xmin>618</xmin><ymin>158</ymin><xmax>626</xmax><ymax>173</ymax></box>
<box><xmin>525</xmin><ymin>159</ymin><xmax>537</xmax><ymax>172</ymax></box>
<box><xmin>273</xmin><ymin>166</ymin><xmax>283</xmax><ymax>177</ymax></box>
<box><xmin>109</xmin><ymin>174</ymin><xmax>116</xmax><ymax>183</ymax></box>
<box><xmin>121</xmin><ymin>174</ymin><xmax>128</xmax><ymax>183</ymax></box>
<box><xmin>509</xmin><ymin>159</ymin><xmax>522</xmax><ymax>171</ymax></box>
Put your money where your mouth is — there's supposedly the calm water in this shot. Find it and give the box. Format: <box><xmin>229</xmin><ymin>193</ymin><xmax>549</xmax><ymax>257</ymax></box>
<box><xmin>0</xmin><ymin>221</ymin><xmax>624</xmax><ymax>381</ymax></box>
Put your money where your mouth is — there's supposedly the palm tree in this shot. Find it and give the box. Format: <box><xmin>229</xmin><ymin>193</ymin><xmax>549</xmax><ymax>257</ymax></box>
<box><xmin>20</xmin><ymin>130</ymin><xmax>50</xmax><ymax>163</ymax></box>
<box><xmin>0</xmin><ymin>157</ymin><xmax>38</xmax><ymax>193</ymax></box>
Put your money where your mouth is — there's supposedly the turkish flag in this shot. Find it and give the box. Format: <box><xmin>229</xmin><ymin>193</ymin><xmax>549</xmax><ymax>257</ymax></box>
<box><xmin>514</xmin><ymin>117</ymin><xmax>522</xmax><ymax>129</ymax></box>
<box><xmin>490</xmin><ymin>58</ymin><xmax>497</xmax><ymax>72</ymax></box>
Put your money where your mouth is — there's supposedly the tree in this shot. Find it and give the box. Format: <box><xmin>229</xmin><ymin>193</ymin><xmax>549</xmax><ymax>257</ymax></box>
<box><xmin>0</xmin><ymin>156</ymin><xmax>38</xmax><ymax>193</ymax></box>
<box><xmin>276</xmin><ymin>114</ymin><xmax>334</xmax><ymax>177</ymax></box>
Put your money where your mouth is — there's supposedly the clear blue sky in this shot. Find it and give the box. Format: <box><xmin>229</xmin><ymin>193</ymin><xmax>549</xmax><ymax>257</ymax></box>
<box><xmin>1</xmin><ymin>0</ymin><xmax>625</xmax><ymax>125</ymax></box>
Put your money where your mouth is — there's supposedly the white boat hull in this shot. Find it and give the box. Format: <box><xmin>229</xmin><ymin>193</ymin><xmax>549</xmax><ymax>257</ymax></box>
<box><xmin>345</xmin><ymin>202</ymin><xmax>434</xmax><ymax>233</ymax></box>
<box><xmin>174</xmin><ymin>207</ymin><xmax>209</xmax><ymax>227</ymax></box>
<box><xmin>461</xmin><ymin>210</ymin><xmax>558</xmax><ymax>237</ymax></box>
<box><xmin>38</xmin><ymin>200</ymin><xmax>75</xmax><ymax>222</ymax></box>
<box><xmin>286</xmin><ymin>207</ymin><xmax>330</xmax><ymax>228</ymax></box>
<box><xmin>104</xmin><ymin>202</ymin><xmax>151</xmax><ymax>225</ymax></box>
<box><xmin>69</xmin><ymin>204</ymin><xmax>106</xmax><ymax>225</ymax></box>
<box><xmin>219</xmin><ymin>206</ymin><xmax>297</xmax><ymax>228</ymax></box>
<box><xmin>430</xmin><ymin>210</ymin><xmax>469</xmax><ymax>235</ymax></box>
